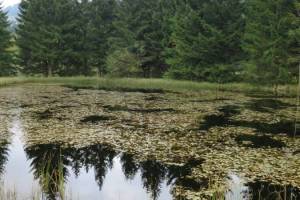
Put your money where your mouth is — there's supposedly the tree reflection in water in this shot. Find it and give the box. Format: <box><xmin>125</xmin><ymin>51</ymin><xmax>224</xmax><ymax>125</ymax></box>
<box><xmin>0</xmin><ymin>140</ymin><xmax>9</xmax><ymax>175</ymax></box>
<box><xmin>120</xmin><ymin>153</ymin><xmax>139</xmax><ymax>180</ymax></box>
<box><xmin>25</xmin><ymin>143</ymin><xmax>204</xmax><ymax>200</ymax></box>
<box><xmin>25</xmin><ymin>144</ymin><xmax>70</xmax><ymax>200</ymax></box>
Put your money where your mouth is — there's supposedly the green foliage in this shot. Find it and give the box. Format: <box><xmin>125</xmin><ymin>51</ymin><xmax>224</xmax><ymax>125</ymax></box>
<box><xmin>166</xmin><ymin>0</ymin><xmax>245</xmax><ymax>82</ymax></box>
<box><xmin>106</xmin><ymin>48</ymin><xmax>141</xmax><ymax>77</ymax></box>
<box><xmin>17</xmin><ymin>0</ymin><xmax>118</xmax><ymax>77</ymax></box>
<box><xmin>111</xmin><ymin>0</ymin><xmax>167</xmax><ymax>78</ymax></box>
<box><xmin>17</xmin><ymin>0</ymin><xmax>77</xmax><ymax>76</ymax></box>
<box><xmin>287</xmin><ymin>1</ymin><xmax>300</xmax><ymax>75</ymax></box>
<box><xmin>0</xmin><ymin>77</ymin><xmax>298</xmax><ymax>97</ymax></box>
<box><xmin>243</xmin><ymin>0</ymin><xmax>299</xmax><ymax>85</ymax></box>
<box><xmin>88</xmin><ymin>0</ymin><xmax>117</xmax><ymax>75</ymax></box>
<box><xmin>0</xmin><ymin>5</ymin><xmax>14</xmax><ymax>76</ymax></box>
<box><xmin>11</xmin><ymin>0</ymin><xmax>300</xmax><ymax>84</ymax></box>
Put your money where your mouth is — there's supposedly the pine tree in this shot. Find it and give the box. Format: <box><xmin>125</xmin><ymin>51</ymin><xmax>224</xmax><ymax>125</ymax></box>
<box><xmin>17</xmin><ymin>0</ymin><xmax>59</xmax><ymax>76</ymax></box>
<box><xmin>159</xmin><ymin>0</ymin><xmax>184</xmax><ymax>59</ymax></box>
<box><xmin>58</xmin><ymin>0</ymin><xmax>92</xmax><ymax>76</ymax></box>
<box><xmin>88</xmin><ymin>0</ymin><xmax>117</xmax><ymax>76</ymax></box>
<box><xmin>243</xmin><ymin>0</ymin><xmax>298</xmax><ymax>87</ymax></box>
<box><xmin>17</xmin><ymin>0</ymin><xmax>81</xmax><ymax>76</ymax></box>
<box><xmin>110</xmin><ymin>0</ymin><xmax>166</xmax><ymax>77</ymax></box>
<box><xmin>166</xmin><ymin>0</ymin><xmax>245</xmax><ymax>82</ymax></box>
<box><xmin>135</xmin><ymin>0</ymin><xmax>166</xmax><ymax>77</ymax></box>
<box><xmin>75</xmin><ymin>0</ymin><xmax>93</xmax><ymax>76</ymax></box>
<box><xmin>0</xmin><ymin>4</ymin><xmax>14</xmax><ymax>76</ymax></box>
<box><xmin>287</xmin><ymin>1</ymin><xmax>300</xmax><ymax>77</ymax></box>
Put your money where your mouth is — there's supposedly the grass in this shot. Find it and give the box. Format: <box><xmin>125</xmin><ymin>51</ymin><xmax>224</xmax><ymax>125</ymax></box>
<box><xmin>0</xmin><ymin>76</ymin><xmax>298</xmax><ymax>96</ymax></box>
<box><xmin>0</xmin><ymin>182</ymin><xmax>42</xmax><ymax>200</ymax></box>
<box><xmin>0</xmin><ymin>77</ymin><xmax>31</xmax><ymax>88</ymax></box>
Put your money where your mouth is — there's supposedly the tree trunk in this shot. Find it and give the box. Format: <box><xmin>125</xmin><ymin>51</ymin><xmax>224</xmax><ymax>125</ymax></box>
<box><xmin>47</xmin><ymin>65</ymin><xmax>52</xmax><ymax>77</ymax></box>
<box><xmin>273</xmin><ymin>84</ymin><xmax>278</xmax><ymax>97</ymax></box>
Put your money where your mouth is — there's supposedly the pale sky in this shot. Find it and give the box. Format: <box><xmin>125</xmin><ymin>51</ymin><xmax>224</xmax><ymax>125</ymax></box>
<box><xmin>1</xmin><ymin>0</ymin><xmax>20</xmax><ymax>8</ymax></box>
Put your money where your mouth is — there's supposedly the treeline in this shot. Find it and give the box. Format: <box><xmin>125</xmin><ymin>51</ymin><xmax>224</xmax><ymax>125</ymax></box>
<box><xmin>0</xmin><ymin>0</ymin><xmax>299</xmax><ymax>84</ymax></box>
<box><xmin>0</xmin><ymin>5</ymin><xmax>14</xmax><ymax>76</ymax></box>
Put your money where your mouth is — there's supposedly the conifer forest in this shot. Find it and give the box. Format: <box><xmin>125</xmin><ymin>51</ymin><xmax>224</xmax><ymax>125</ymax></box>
<box><xmin>0</xmin><ymin>0</ymin><xmax>299</xmax><ymax>199</ymax></box>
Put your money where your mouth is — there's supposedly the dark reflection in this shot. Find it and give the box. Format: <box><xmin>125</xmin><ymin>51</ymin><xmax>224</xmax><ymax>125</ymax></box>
<box><xmin>140</xmin><ymin>160</ymin><xmax>166</xmax><ymax>200</ymax></box>
<box><xmin>65</xmin><ymin>85</ymin><xmax>165</xmax><ymax>94</ymax></box>
<box><xmin>120</xmin><ymin>153</ymin><xmax>139</xmax><ymax>180</ymax></box>
<box><xmin>85</xmin><ymin>145</ymin><xmax>116</xmax><ymax>189</ymax></box>
<box><xmin>166</xmin><ymin>159</ymin><xmax>207</xmax><ymax>191</ymax></box>
<box><xmin>234</xmin><ymin>120</ymin><xmax>298</xmax><ymax>137</ymax></box>
<box><xmin>245</xmin><ymin>99</ymin><xmax>293</xmax><ymax>113</ymax></box>
<box><xmin>25</xmin><ymin>143</ymin><xmax>205</xmax><ymax>200</ymax></box>
<box><xmin>80</xmin><ymin>115</ymin><xmax>116</xmax><ymax>123</ymax></box>
<box><xmin>139</xmin><ymin>158</ymin><xmax>206</xmax><ymax>200</ymax></box>
<box><xmin>103</xmin><ymin>104</ymin><xmax>176</xmax><ymax>113</ymax></box>
<box><xmin>34</xmin><ymin>109</ymin><xmax>53</xmax><ymax>120</ymax></box>
<box><xmin>247</xmin><ymin>181</ymin><xmax>300</xmax><ymax>200</ymax></box>
<box><xmin>26</xmin><ymin>144</ymin><xmax>117</xmax><ymax>199</ymax></box>
<box><xmin>293</xmin><ymin>150</ymin><xmax>300</xmax><ymax>155</ymax></box>
<box><xmin>199</xmin><ymin>105</ymin><xmax>241</xmax><ymax>130</ymax></box>
<box><xmin>200</xmin><ymin>105</ymin><xmax>298</xmax><ymax>137</ymax></box>
<box><xmin>166</xmin><ymin>159</ymin><xmax>201</xmax><ymax>185</ymax></box>
<box><xmin>246</xmin><ymin>93</ymin><xmax>295</xmax><ymax>99</ymax></box>
<box><xmin>144</xmin><ymin>96</ymin><xmax>165</xmax><ymax>101</ymax></box>
<box><xmin>26</xmin><ymin>144</ymin><xmax>70</xmax><ymax>200</ymax></box>
<box><xmin>190</xmin><ymin>98</ymin><xmax>231</xmax><ymax>103</ymax></box>
<box><xmin>0</xmin><ymin>140</ymin><xmax>9</xmax><ymax>175</ymax></box>
<box><xmin>235</xmin><ymin>134</ymin><xmax>286</xmax><ymax>148</ymax></box>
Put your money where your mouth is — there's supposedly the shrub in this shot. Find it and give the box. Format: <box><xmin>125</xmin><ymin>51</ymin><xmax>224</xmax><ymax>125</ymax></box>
<box><xmin>106</xmin><ymin>49</ymin><xmax>141</xmax><ymax>77</ymax></box>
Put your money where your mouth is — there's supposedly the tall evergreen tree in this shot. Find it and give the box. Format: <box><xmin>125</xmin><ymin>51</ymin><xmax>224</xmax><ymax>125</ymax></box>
<box><xmin>15</xmin><ymin>0</ymin><xmax>298</xmax><ymax>82</ymax></box>
<box><xmin>111</xmin><ymin>0</ymin><xmax>166</xmax><ymax>77</ymax></box>
<box><xmin>18</xmin><ymin>0</ymin><xmax>59</xmax><ymax>76</ymax></box>
<box><xmin>89</xmin><ymin>0</ymin><xmax>117</xmax><ymax>75</ymax></box>
<box><xmin>287</xmin><ymin>0</ymin><xmax>300</xmax><ymax>77</ymax></box>
<box><xmin>243</xmin><ymin>0</ymin><xmax>299</xmax><ymax>87</ymax></box>
<box><xmin>58</xmin><ymin>0</ymin><xmax>92</xmax><ymax>76</ymax></box>
<box><xmin>159</xmin><ymin>0</ymin><xmax>184</xmax><ymax>59</ymax></box>
<box><xmin>0</xmin><ymin>4</ymin><xmax>14</xmax><ymax>76</ymax></box>
<box><xmin>17</xmin><ymin>0</ymin><xmax>82</xmax><ymax>76</ymax></box>
<box><xmin>166</xmin><ymin>0</ymin><xmax>245</xmax><ymax>82</ymax></box>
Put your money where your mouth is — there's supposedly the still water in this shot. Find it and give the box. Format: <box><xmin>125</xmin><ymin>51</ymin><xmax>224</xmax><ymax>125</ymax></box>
<box><xmin>0</xmin><ymin>87</ymin><xmax>299</xmax><ymax>200</ymax></box>
<box><xmin>1</xmin><ymin>111</ymin><xmax>172</xmax><ymax>200</ymax></box>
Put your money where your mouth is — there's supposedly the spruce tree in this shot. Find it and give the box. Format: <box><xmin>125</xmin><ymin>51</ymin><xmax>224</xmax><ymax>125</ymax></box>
<box><xmin>17</xmin><ymin>0</ymin><xmax>80</xmax><ymax>76</ymax></box>
<box><xmin>243</xmin><ymin>0</ymin><xmax>298</xmax><ymax>87</ymax></box>
<box><xmin>166</xmin><ymin>0</ymin><xmax>245</xmax><ymax>82</ymax></box>
<box><xmin>89</xmin><ymin>0</ymin><xmax>117</xmax><ymax>75</ymax></box>
<box><xmin>17</xmin><ymin>0</ymin><xmax>59</xmax><ymax>76</ymax></box>
<box><xmin>111</xmin><ymin>0</ymin><xmax>166</xmax><ymax>77</ymax></box>
<box><xmin>159</xmin><ymin>0</ymin><xmax>184</xmax><ymax>59</ymax></box>
<box><xmin>287</xmin><ymin>0</ymin><xmax>300</xmax><ymax>78</ymax></box>
<box><xmin>58</xmin><ymin>0</ymin><xmax>92</xmax><ymax>76</ymax></box>
<box><xmin>0</xmin><ymin>4</ymin><xmax>14</xmax><ymax>76</ymax></box>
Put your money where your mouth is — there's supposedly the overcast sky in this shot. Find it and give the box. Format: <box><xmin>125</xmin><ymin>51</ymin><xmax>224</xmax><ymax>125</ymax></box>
<box><xmin>1</xmin><ymin>0</ymin><xmax>20</xmax><ymax>8</ymax></box>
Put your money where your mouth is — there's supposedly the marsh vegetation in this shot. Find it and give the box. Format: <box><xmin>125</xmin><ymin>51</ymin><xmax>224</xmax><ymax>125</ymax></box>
<box><xmin>0</xmin><ymin>81</ymin><xmax>299</xmax><ymax>199</ymax></box>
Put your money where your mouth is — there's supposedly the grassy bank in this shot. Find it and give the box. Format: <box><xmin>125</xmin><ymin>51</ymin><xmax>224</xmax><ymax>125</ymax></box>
<box><xmin>0</xmin><ymin>77</ymin><xmax>298</xmax><ymax>96</ymax></box>
<box><xmin>0</xmin><ymin>77</ymin><xmax>31</xmax><ymax>88</ymax></box>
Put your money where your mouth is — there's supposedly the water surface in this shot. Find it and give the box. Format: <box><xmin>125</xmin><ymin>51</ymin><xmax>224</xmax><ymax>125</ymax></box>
<box><xmin>1</xmin><ymin>109</ymin><xmax>173</xmax><ymax>200</ymax></box>
<box><xmin>0</xmin><ymin>85</ymin><xmax>299</xmax><ymax>199</ymax></box>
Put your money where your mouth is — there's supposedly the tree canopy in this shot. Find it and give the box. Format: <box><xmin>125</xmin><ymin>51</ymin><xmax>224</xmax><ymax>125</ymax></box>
<box><xmin>0</xmin><ymin>0</ymin><xmax>298</xmax><ymax>85</ymax></box>
<box><xmin>0</xmin><ymin>4</ymin><xmax>14</xmax><ymax>76</ymax></box>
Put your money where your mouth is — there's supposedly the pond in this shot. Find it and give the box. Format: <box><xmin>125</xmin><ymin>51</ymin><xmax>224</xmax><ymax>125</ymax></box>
<box><xmin>0</xmin><ymin>85</ymin><xmax>299</xmax><ymax>199</ymax></box>
<box><xmin>3</xmin><ymin>114</ymin><xmax>174</xmax><ymax>200</ymax></box>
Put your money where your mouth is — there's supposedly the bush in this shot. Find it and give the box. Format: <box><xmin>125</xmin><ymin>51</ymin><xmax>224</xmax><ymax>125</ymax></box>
<box><xmin>106</xmin><ymin>49</ymin><xmax>141</xmax><ymax>77</ymax></box>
